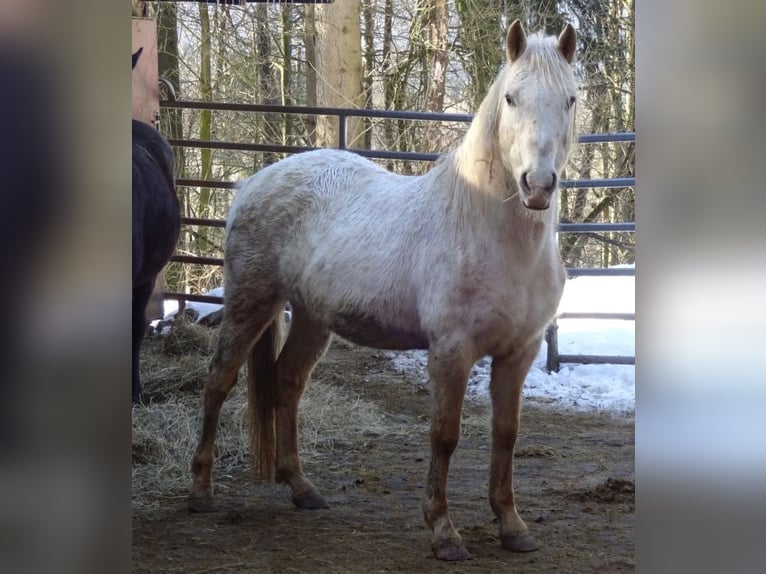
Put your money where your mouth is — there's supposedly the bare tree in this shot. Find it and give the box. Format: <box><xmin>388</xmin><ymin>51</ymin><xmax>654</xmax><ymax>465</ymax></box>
<box><xmin>314</xmin><ymin>0</ymin><xmax>365</xmax><ymax>148</ymax></box>
<box><xmin>305</xmin><ymin>4</ymin><xmax>318</xmax><ymax>146</ymax></box>
<box><xmin>423</xmin><ymin>0</ymin><xmax>449</xmax><ymax>152</ymax></box>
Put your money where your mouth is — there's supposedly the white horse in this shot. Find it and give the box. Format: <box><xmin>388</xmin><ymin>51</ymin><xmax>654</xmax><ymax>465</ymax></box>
<box><xmin>190</xmin><ymin>20</ymin><xmax>577</xmax><ymax>561</ymax></box>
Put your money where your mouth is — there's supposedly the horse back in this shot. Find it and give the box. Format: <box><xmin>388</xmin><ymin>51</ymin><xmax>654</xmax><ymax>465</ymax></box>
<box><xmin>225</xmin><ymin>150</ymin><xmax>437</xmax><ymax>349</ymax></box>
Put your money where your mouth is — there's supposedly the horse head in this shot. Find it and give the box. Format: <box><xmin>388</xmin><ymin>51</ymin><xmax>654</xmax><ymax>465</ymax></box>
<box><xmin>494</xmin><ymin>20</ymin><xmax>577</xmax><ymax>210</ymax></box>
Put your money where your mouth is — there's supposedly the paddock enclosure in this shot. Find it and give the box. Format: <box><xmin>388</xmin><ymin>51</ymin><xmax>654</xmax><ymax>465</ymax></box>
<box><xmin>132</xmin><ymin>3</ymin><xmax>634</xmax><ymax>571</ymax></box>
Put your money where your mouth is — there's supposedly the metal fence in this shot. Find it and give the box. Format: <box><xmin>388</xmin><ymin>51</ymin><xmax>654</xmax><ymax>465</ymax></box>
<box><xmin>158</xmin><ymin>100</ymin><xmax>635</xmax><ymax>370</ymax></box>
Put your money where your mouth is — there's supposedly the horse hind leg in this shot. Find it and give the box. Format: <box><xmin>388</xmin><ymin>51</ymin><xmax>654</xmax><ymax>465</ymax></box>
<box><xmin>273</xmin><ymin>304</ymin><xmax>332</xmax><ymax>509</ymax></box>
<box><xmin>189</xmin><ymin>293</ymin><xmax>284</xmax><ymax>512</ymax></box>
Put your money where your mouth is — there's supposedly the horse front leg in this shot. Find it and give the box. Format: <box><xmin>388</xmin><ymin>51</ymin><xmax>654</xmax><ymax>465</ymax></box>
<box><xmin>421</xmin><ymin>340</ymin><xmax>474</xmax><ymax>561</ymax></box>
<box><xmin>489</xmin><ymin>337</ymin><xmax>542</xmax><ymax>552</ymax></box>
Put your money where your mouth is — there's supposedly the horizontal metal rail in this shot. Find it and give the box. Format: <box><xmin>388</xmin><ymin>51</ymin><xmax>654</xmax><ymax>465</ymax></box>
<box><xmin>160</xmin><ymin>100</ymin><xmax>634</xmax><ymax>144</ymax></box>
<box><xmin>161</xmin><ymin>99</ymin><xmax>475</xmax><ymax>123</ymax></box>
<box><xmin>556</xmin><ymin>354</ymin><xmax>635</xmax><ymax>366</ymax></box>
<box><xmin>559</xmin><ymin>222</ymin><xmax>634</xmax><ymax>232</ymax></box>
<box><xmin>171</xmin><ymin>254</ymin><xmax>223</xmax><ymax>266</ymax></box>
<box><xmin>566</xmin><ymin>267</ymin><xmax>634</xmax><ymax>277</ymax></box>
<box><xmin>163</xmin><ymin>292</ymin><xmax>223</xmax><ymax>305</ymax></box>
<box><xmin>577</xmin><ymin>133</ymin><xmax>635</xmax><ymax>143</ymax></box>
<box><xmin>561</xmin><ymin>177</ymin><xmax>634</xmax><ymax>189</ymax></box>
<box><xmin>176</xmin><ymin>178</ymin><xmax>237</xmax><ymax>189</ymax></box>
<box><xmin>558</xmin><ymin>312</ymin><xmax>635</xmax><ymax>320</ymax></box>
<box><xmin>182</xmin><ymin>217</ymin><xmax>227</xmax><ymax>228</ymax></box>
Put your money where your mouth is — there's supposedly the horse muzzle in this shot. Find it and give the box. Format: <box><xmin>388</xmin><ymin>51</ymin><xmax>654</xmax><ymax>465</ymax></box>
<box><xmin>519</xmin><ymin>170</ymin><xmax>557</xmax><ymax>210</ymax></box>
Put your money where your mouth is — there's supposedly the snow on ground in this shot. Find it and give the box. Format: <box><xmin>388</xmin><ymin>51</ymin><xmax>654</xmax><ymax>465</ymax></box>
<box><xmin>158</xmin><ymin>267</ymin><xmax>635</xmax><ymax>414</ymax></box>
<box><xmin>161</xmin><ymin>287</ymin><xmax>224</xmax><ymax>322</ymax></box>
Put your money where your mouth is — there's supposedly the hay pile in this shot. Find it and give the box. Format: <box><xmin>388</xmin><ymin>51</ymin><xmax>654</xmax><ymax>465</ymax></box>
<box><xmin>132</xmin><ymin>319</ymin><xmax>407</xmax><ymax>507</ymax></box>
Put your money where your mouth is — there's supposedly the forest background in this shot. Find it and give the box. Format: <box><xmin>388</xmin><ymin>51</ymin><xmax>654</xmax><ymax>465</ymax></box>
<box><xmin>133</xmin><ymin>0</ymin><xmax>634</xmax><ymax>296</ymax></box>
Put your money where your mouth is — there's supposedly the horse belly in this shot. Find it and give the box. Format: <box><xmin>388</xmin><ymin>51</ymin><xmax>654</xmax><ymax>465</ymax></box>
<box><xmin>328</xmin><ymin>310</ymin><xmax>428</xmax><ymax>351</ymax></box>
<box><xmin>293</xmin><ymin>278</ymin><xmax>427</xmax><ymax>350</ymax></box>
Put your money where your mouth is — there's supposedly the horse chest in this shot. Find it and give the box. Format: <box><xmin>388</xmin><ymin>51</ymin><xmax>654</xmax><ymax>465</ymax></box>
<box><xmin>453</xmin><ymin>256</ymin><xmax>565</xmax><ymax>354</ymax></box>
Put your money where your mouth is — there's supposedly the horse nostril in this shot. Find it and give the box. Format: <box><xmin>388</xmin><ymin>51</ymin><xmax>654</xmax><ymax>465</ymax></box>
<box><xmin>523</xmin><ymin>171</ymin><xmax>557</xmax><ymax>194</ymax></box>
<box><xmin>548</xmin><ymin>172</ymin><xmax>558</xmax><ymax>192</ymax></box>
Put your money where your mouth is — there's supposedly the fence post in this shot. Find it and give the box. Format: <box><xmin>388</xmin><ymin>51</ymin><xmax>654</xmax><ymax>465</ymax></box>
<box><xmin>545</xmin><ymin>321</ymin><xmax>560</xmax><ymax>373</ymax></box>
<box><xmin>338</xmin><ymin>114</ymin><xmax>347</xmax><ymax>149</ymax></box>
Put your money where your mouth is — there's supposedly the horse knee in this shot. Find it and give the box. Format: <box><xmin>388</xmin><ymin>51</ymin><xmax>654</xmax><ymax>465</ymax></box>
<box><xmin>431</xmin><ymin>427</ymin><xmax>460</xmax><ymax>458</ymax></box>
<box><xmin>492</xmin><ymin>419</ymin><xmax>520</xmax><ymax>448</ymax></box>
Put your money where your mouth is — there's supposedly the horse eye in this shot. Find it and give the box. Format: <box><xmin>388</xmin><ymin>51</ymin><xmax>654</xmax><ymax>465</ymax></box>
<box><xmin>505</xmin><ymin>94</ymin><xmax>516</xmax><ymax>107</ymax></box>
<box><xmin>566</xmin><ymin>96</ymin><xmax>576</xmax><ymax>110</ymax></box>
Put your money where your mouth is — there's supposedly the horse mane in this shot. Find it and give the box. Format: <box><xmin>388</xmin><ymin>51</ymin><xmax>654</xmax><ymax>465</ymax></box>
<box><xmin>437</xmin><ymin>32</ymin><xmax>576</xmax><ymax>225</ymax></box>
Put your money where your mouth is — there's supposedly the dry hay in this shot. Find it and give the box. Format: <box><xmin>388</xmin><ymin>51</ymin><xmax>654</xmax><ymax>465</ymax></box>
<box><xmin>459</xmin><ymin>412</ymin><xmax>491</xmax><ymax>437</ymax></box>
<box><xmin>139</xmin><ymin>320</ymin><xmax>217</xmax><ymax>401</ymax></box>
<box><xmin>133</xmin><ymin>326</ymin><xmax>421</xmax><ymax>509</ymax></box>
<box><xmin>159</xmin><ymin>319</ymin><xmax>217</xmax><ymax>356</ymax></box>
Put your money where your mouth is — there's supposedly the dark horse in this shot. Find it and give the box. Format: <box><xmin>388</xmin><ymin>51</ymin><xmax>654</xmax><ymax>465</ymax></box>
<box><xmin>132</xmin><ymin>47</ymin><xmax>180</xmax><ymax>403</ymax></box>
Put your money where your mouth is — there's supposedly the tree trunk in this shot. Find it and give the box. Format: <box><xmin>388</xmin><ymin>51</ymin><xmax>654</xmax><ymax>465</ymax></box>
<box><xmin>256</xmin><ymin>3</ymin><xmax>279</xmax><ymax>167</ymax></box>
<box><xmin>157</xmin><ymin>2</ymin><xmax>183</xmax><ymax>166</ymax></box>
<box><xmin>362</xmin><ymin>0</ymin><xmax>375</xmax><ymax>150</ymax></box>
<box><xmin>196</xmin><ymin>2</ymin><xmax>213</xmax><ymax>255</ymax></box>
<box><xmin>156</xmin><ymin>0</ymin><xmax>183</xmax><ymax>296</ymax></box>
<box><xmin>381</xmin><ymin>0</ymin><xmax>395</xmax><ymax>165</ymax></box>
<box><xmin>315</xmin><ymin>0</ymin><xmax>364</xmax><ymax>149</ymax></box>
<box><xmin>524</xmin><ymin>0</ymin><xmax>565</xmax><ymax>35</ymax></box>
<box><xmin>456</xmin><ymin>0</ymin><xmax>504</xmax><ymax>108</ymax></box>
<box><xmin>423</xmin><ymin>0</ymin><xmax>449</xmax><ymax>153</ymax></box>
<box><xmin>281</xmin><ymin>4</ymin><xmax>294</xmax><ymax>147</ymax></box>
<box><xmin>304</xmin><ymin>4</ymin><xmax>318</xmax><ymax>146</ymax></box>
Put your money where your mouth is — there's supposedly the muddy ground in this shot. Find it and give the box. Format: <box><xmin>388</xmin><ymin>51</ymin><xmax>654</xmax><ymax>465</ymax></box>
<box><xmin>133</xmin><ymin>336</ymin><xmax>634</xmax><ymax>573</ymax></box>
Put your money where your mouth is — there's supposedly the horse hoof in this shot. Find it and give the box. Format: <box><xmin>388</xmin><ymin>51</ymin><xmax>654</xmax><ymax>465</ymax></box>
<box><xmin>501</xmin><ymin>532</ymin><xmax>539</xmax><ymax>552</ymax></box>
<box><xmin>432</xmin><ymin>541</ymin><xmax>471</xmax><ymax>561</ymax></box>
<box><xmin>292</xmin><ymin>490</ymin><xmax>329</xmax><ymax>509</ymax></box>
<box><xmin>188</xmin><ymin>493</ymin><xmax>216</xmax><ymax>513</ymax></box>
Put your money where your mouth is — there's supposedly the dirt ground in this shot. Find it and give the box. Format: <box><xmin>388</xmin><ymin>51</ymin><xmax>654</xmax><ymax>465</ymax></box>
<box><xmin>132</xmin><ymin>336</ymin><xmax>634</xmax><ymax>573</ymax></box>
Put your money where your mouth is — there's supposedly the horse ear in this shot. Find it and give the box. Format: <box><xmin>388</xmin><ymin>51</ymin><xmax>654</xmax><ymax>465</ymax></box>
<box><xmin>557</xmin><ymin>24</ymin><xmax>576</xmax><ymax>64</ymax></box>
<box><xmin>132</xmin><ymin>47</ymin><xmax>144</xmax><ymax>70</ymax></box>
<box><xmin>506</xmin><ymin>20</ymin><xmax>527</xmax><ymax>62</ymax></box>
